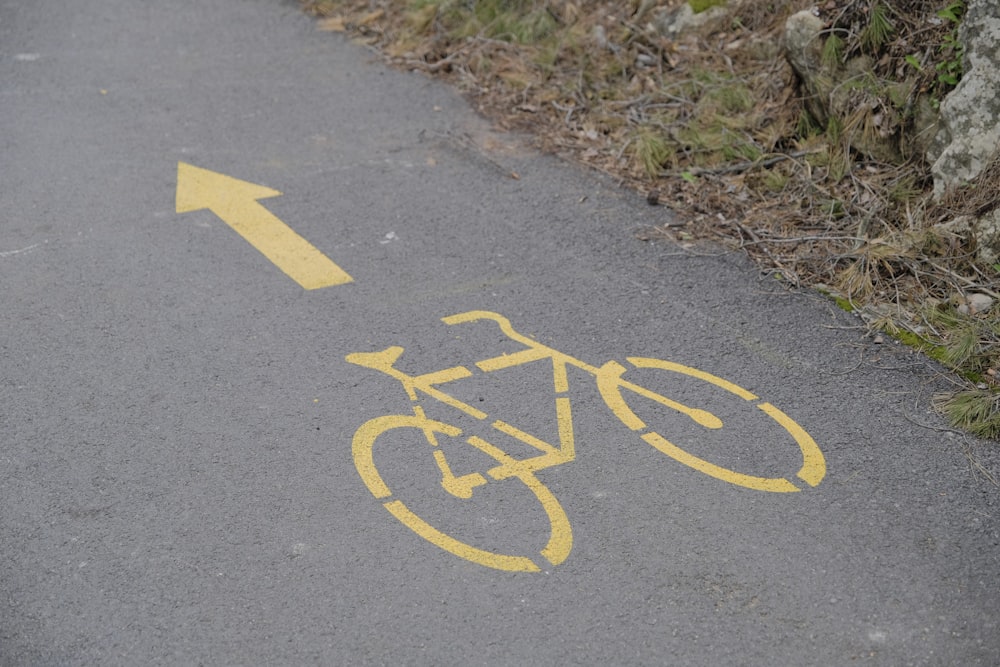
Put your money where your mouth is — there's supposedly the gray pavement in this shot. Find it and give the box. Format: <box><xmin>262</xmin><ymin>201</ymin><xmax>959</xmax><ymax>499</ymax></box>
<box><xmin>2</xmin><ymin>0</ymin><xmax>998</xmax><ymax>664</ymax></box>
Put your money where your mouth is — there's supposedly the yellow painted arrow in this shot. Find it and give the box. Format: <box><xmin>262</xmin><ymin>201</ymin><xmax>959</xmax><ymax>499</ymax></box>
<box><xmin>175</xmin><ymin>162</ymin><xmax>353</xmax><ymax>290</ymax></box>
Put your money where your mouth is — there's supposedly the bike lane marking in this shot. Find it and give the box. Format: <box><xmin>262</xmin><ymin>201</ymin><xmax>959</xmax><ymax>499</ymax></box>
<box><xmin>175</xmin><ymin>162</ymin><xmax>353</xmax><ymax>290</ymax></box>
<box><xmin>345</xmin><ymin>310</ymin><xmax>827</xmax><ymax>572</ymax></box>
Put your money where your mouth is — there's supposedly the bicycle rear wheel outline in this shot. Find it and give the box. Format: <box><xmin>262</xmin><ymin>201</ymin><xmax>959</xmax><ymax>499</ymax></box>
<box><xmin>352</xmin><ymin>413</ymin><xmax>573</xmax><ymax>572</ymax></box>
<box><xmin>597</xmin><ymin>357</ymin><xmax>825</xmax><ymax>492</ymax></box>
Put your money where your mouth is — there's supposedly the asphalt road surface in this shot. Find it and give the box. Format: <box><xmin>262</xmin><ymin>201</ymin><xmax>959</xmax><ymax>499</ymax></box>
<box><xmin>2</xmin><ymin>1</ymin><xmax>998</xmax><ymax>664</ymax></box>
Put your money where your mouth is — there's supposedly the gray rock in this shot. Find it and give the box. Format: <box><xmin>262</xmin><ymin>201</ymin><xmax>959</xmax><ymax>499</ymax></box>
<box><xmin>929</xmin><ymin>0</ymin><xmax>1000</xmax><ymax>196</ymax></box>
<box><xmin>927</xmin><ymin>0</ymin><xmax>1000</xmax><ymax>264</ymax></box>
<box><xmin>783</xmin><ymin>9</ymin><xmax>824</xmax><ymax>81</ymax></box>
<box><xmin>967</xmin><ymin>292</ymin><xmax>995</xmax><ymax>314</ymax></box>
<box><xmin>939</xmin><ymin>210</ymin><xmax>1000</xmax><ymax>265</ymax></box>
<box><xmin>653</xmin><ymin>2</ymin><xmax>733</xmax><ymax>38</ymax></box>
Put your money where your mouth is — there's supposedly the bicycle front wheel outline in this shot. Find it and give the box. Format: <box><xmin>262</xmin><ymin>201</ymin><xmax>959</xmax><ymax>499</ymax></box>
<box><xmin>352</xmin><ymin>413</ymin><xmax>572</xmax><ymax>572</ymax></box>
<box><xmin>596</xmin><ymin>357</ymin><xmax>825</xmax><ymax>492</ymax></box>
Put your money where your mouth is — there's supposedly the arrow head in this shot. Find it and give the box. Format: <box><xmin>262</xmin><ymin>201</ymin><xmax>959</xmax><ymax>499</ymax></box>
<box><xmin>176</xmin><ymin>162</ymin><xmax>282</xmax><ymax>214</ymax></box>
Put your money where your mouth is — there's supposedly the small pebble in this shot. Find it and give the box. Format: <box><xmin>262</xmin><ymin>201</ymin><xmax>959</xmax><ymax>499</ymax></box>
<box><xmin>967</xmin><ymin>293</ymin><xmax>994</xmax><ymax>314</ymax></box>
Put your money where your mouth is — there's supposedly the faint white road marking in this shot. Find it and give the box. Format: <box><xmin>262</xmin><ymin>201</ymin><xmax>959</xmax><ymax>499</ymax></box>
<box><xmin>0</xmin><ymin>242</ymin><xmax>44</xmax><ymax>257</ymax></box>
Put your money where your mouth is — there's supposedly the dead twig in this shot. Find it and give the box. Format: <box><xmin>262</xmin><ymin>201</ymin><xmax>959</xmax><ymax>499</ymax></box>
<box><xmin>663</xmin><ymin>150</ymin><xmax>819</xmax><ymax>178</ymax></box>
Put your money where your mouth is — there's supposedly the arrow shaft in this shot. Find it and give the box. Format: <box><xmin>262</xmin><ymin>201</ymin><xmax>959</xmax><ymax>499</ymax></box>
<box><xmin>215</xmin><ymin>200</ymin><xmax>353</xmax><ymax>290</ymax></box>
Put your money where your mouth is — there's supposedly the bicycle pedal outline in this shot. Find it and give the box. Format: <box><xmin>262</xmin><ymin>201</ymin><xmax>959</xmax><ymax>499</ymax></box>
<box><xmin>347</xmin><ymin>310</ymin><xmax>825</xmax><ymax>572</ymax></box>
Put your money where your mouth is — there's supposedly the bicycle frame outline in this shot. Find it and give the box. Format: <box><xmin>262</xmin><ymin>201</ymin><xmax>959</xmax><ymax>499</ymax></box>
<box><xmin>347</xmin><ymin>310</ymin><xmax>825</xmax><ymax>572</ymax></box>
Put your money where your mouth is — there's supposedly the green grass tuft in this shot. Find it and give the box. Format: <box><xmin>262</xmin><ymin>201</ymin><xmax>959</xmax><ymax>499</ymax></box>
<box><xmin>633</xmin><ymin>130</ymin><xmax>674</xmax><ymax>178</ymax></box>
<box><xmin>688</xmin><ymin>0</ymin><xmax>727</xmax><ymax>14</ymax></box>
<box><xmin>860</xmin><ymin>2</ymin><xmax>895</xmax><ymax>54</ymax></box>
<box><xmin>938</xmin><ymin>389</ymin><xmax>1000</xmax><ymax>439</ymax></box>
<box><xmin>419</xmin><ymin>0</ymin><xmax>559</xmax><ymax>44</ymax></box>
<box><xmin>821</xmin><ymin>32</ymin><xmax>844</xmax><ymax>69</ymax></box>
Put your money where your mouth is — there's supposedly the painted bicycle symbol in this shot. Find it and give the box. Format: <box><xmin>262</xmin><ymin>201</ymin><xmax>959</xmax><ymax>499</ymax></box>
<box><xmin>347</xmin><ymin>310</ymin><xmax>825</xmax><ymax>572</ymax></box>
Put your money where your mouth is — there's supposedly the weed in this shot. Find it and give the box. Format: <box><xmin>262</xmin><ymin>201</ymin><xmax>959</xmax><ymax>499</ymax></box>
<box><xmin>821</xmin><ymin>32</ymin><xmax>845</xmax><ymax>69</ymax></box>
<box><xmin>943</xmin><ymin>322</ymin><xmax>984</xmax><ymax>368</ymax></box>
<box><xmin>707</xmin><ymin>83</ymin><xmax>754</xmax><ymax>114</ymax></box>
<box><xmin>917</xmin><ymin>302</ymin><xmax>1000</xmax><ymax>436</ymax></box>
<box><xmin>925</xmin><ymin>0</ymin><xmax>965</xmax><ymax>91</ymax></box>
<box><xmin>938</xmin><ymin>0</ymin><xmax>965</xmax><ymax>22</ymax></box>
<box><xmin>860</xmin><ymin>2</ymin><xmax>895</xmax><ymax>54</ymax></box>
<box><xmin>828</xmin><ymin>149</ymin><xmax>852</xmax><ymax>183</ymax></box>
<box><xmin>633</xmin><ymin>130</ymin><xmax>674</xmax><ymax>178</ymax></box>
<box><xmin>927</xmin><ymin>306</ymin><xmax>1000</xmax><ymax>374</ymax></box>
<box><xmin>826</xmin><ymin>116</ymin><xmax>843</xmax><ymax>144</ymax></box>
<box><xmin>936</xmin><ymin>30</ymin><xmax>964</xmax><ymax>87</ymax></box>
<box><xmin>888</xmin><ymin>174</ymin><xmax>922</xmax><ymax>204</ymax></box>
<box><xmin>762</xmin><ymin>169</ymin><xmax>790</xmax><ymax>193</ymax></box>
<box><xmin>407</xmin><ymin>2</ymin><xmax>438</xmax><ymax>33</ymax></box>
<box><xmin>937</xmin><ymin>389</ymin><xmax>1000</xmax><ymax>439</ymax></box>
<box><xmin>796</xmin><ymin>111</ymin><xmax>823</xmax><ymax>138</ymax></box>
